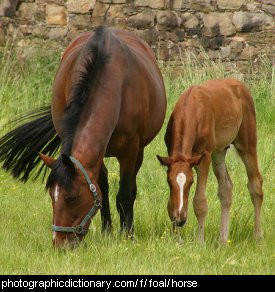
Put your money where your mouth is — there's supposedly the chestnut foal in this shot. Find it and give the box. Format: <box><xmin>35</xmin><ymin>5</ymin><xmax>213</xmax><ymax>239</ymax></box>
<box><xmin>157</xmin><ymin>79</ymin><xmax>263</xmax><ymax>244</ymax></box>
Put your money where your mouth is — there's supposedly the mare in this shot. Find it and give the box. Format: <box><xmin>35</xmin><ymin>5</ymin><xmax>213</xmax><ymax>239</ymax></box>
<box><xmin>157</xmin><ymin>79</ymin><xmax>263</xmax><ymax>244</ymax></box>
<box><xmin>0</xmin><ymin>26</ymin><xmax>166</xmax><ymax>248</ymax></box>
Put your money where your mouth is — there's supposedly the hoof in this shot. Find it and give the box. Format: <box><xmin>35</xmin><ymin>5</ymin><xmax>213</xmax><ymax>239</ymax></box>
<box><xmin>255</xmin><ymin>232</ymin><xmax>264</xmax><ymax>243</ymax></box>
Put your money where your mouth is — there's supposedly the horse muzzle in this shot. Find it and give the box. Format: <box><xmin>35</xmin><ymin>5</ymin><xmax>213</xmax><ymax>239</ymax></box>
<box><xmin>173</xmin><ymin>216</ymin><xmax>187</xmax><ymax>227</ymax></box>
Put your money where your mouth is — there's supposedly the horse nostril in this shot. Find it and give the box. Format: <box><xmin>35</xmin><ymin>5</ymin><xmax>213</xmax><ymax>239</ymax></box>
<box><xmin>175</xmin><ymin>217</ymin><xmax>187</xmax><ymax>227</ymax></box>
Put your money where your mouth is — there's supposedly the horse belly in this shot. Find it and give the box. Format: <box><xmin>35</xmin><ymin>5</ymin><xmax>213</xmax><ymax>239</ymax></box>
<box><xmin>143</xmin><ymin>94</ymin><xmax>166</xmax><ymax>145</ymax></box>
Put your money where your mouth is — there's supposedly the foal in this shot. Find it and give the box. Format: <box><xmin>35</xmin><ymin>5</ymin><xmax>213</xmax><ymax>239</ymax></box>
<box><xmin>157</xmin><ymin>79</ymin><xmax>263</xmax><ymax>244</ymax></box>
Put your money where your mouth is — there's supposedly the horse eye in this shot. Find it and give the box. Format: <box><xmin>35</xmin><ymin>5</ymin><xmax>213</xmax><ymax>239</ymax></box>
<box><xmin>65</xmin><ymin>196</ymin><xmax>78</xmax><ymax>204</ymax></box>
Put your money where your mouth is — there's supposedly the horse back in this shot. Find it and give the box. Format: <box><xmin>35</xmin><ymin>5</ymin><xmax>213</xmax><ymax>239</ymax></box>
<box><xmin>112</xmin><ymin>29</ymin><xmax>166</xmax><ymax>145</ymax></box>
<box><xmin>173</xmin><ymin>79</ymin><xmax>255</xmax><ymax>152</ymax></box>
<box><xmin>51</xmin><ymin>32</ymin><xmax>93</xmax><ymax>134</ymax></box>
<box><xmin>197</xmin><ymin>79</ymin><xmax>256</xmax><ymax>125</ymax></box>
<box><xmin>52</xmin><ymin>28</ymin><xmax>166</xmax><ymax>147</ymax></box>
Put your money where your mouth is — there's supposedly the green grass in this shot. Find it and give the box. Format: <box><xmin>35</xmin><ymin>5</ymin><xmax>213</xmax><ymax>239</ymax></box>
<box><xmin>0</xmin><ymin>46</ymin><xmax>274</xmax><ymax>275</ymax></box>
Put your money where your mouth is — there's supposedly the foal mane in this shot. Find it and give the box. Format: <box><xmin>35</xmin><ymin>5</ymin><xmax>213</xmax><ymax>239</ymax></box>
<box><xmin>46</xmin><ymin>26</ymin><xmax>110</xmax><ymax>190</ymax></box>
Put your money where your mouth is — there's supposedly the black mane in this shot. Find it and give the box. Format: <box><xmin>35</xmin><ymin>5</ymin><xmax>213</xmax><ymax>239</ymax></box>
<box><xmin>46</xmin><ymin>26</ymin><xmax>110</xmax><ymax>190</ymax></box>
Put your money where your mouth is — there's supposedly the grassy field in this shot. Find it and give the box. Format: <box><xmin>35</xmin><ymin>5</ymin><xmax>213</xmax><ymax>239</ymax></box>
<box><xmin>0</xmin><ymin>46</ymin><xmax>274</xmax><ymax>275</ymax></box>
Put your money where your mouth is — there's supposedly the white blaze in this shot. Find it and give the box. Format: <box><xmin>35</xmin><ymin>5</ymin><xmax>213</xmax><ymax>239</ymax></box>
<box><xmin>176</xmin><ymin>172</ymin><xmax>186</xmax><ymax>213</ymax></box>
<box><xmin>53</xmin><ymin>185</ymin><xmax>59</xmax><ymax>240</ymax></box>
<box><xmin>54</xmin><ymin>185</ymin><xmax>59</xmax><ymax>203</ymax></box>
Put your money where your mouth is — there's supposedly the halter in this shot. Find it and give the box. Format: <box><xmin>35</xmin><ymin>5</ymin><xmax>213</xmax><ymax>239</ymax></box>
<box><xmin>52</xmin><ymin>156</ymin><xmax>102</xmax><ymax>235</ymax></box>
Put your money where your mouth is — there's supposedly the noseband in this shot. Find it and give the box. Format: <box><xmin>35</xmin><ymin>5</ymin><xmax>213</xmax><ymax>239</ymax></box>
<box><xmin>52</xmin><ymin>156</ymin><xmax>102</xmax><ymax>235</ymax></box>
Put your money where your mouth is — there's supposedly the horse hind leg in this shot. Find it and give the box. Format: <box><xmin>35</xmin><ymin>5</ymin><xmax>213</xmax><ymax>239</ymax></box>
<box><xmin>233</xmin><ymin>110</ymin><xmax>263</xmax><ymax>241</ymax></box>
<box><xmin>212</xmin><ymin>150</ymin><xmax>233</xmax><ymax>245</ymax></box>
<box><xmin>248</xmin><ymin>170</ymin><xmax>263</xmax><ymax>241</ymax></box>
<box><xmin>99</xmin><ymin>163</ymin><xmax>112</xmax><ymax>233</ymax></box>
<box><xmin>234</xmin><ymin>146</ymin><xmax>263</xmax><ymax>241</ymax></box>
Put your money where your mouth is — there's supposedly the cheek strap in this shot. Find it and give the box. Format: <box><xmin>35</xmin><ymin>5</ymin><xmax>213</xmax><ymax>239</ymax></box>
<box><xmin>52</xmin><ymin>156</ymin><xmax>102</xmax><ymax>235</ymax></box>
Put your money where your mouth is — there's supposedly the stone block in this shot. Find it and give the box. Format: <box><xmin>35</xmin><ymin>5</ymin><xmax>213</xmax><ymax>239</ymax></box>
<box><xmin>233</xmin><ymin>11</ymin><xmax>273</xmax><ymax>32</ymax></box>
<box><xmin>106</xmin><ymin>5</ymin><xmax>124</xmax><ymax>19</ymax></box>
<box><xmin>69</xmin><ymin>14</ymin><xmax>91</xmax><ymax>30</ymax></box>
<box><xmin>100</xmin><ymin>0</ymin><xmax>127</xmax><ymax>3</ymax></box>
<box><xmin>18</xmin><ymin>2</ymin><xmax>37</xmax><ymax>20</ymax></box>
<box><xmin>182</xmin><ymin>13</ymin><xmax>199</xmax><ymax>29</ymax></box>
<box><xmin>92</xmin><ymin>1</ymin><xmax>109</xmax><ymax>17</ymax></box>
<box><xmin>0</xmin><ymin>0</ymin><xmax>19</xmax><ymax>17</ymax></box>
<box><xmin>201</xmin><ymin>36</ymin><xmax>224</xmax><ymax>50</ymax></box>
<box><xmin>67</xmin><ymin>0</ymin><xmax>96</xmax><ymax>14</ymax></box>
<box><xmin>157</xmin><ymin>10</ymin><xmax>181</xmax><ymax>31</ymax></box>
<box><xmin>48</xmin><ymin>27</ymin><xmax>68</xmax><ymax>40</ymax></box>
<box><xmin>220</xmin><ymin>46</ymin><xmax>231</xmax><ymax>59</ymax></box>
<box><xmin>46</xmin><ymin>4</ymin><xmax>67</xmax><ymax>25</ymax></box>
<box><xmin>127</xmin><ymin>9</ymin><xmax>155</xmax><ymax>29</ymax></box>
<box><xmin>262</xmin><ymin>4</ymin><xmax>275</xmax><ymax>16</ymax></box>
<box><xmin>217</xmin><ymin>0</ymin><xmax>245</xmax><ymax>10</ymax></box>
<box><xmin>172</xmin><ymin>0</ymin><xmax>215</xmax><ymax>12</ymax></box>
<box><xmin>135</xmin><ymin>28</ymin><xmax>160</xmax><ymax>44</ymax></box>
<box><xmin>133</xmin><ymin>0</ymin><xmax>167</xmax><ymax>9</ymax></box>
<box><xmin>202</xmin><ymin>13</ymin><xmax>236</xmax><ymax>37</ymax></box>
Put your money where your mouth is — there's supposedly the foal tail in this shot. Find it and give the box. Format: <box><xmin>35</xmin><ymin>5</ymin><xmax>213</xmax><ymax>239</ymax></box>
<box><xmin>0</xmin><ymin>106</ymin><xmax>61</xmax><ymax>182</ymax></box>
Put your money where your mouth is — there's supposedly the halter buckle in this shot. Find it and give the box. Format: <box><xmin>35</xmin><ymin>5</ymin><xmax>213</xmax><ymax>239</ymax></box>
<box><xmin>89</xmin><ymin>183</ymin><xmax>96</xmax><ymax>193</ymax></box>
<box><xmin>95</xmin><ymin>199</ymin><xmax>102</xmax><ymax>208</ymax></box>
<box><xmin>74</xmin><ymin>225</ymin><xmax>86</xmax><ymax>235</ymax></box>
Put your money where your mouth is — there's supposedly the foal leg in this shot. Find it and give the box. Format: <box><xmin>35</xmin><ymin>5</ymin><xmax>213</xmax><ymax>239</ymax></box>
<box><xmin>212</xmin><ymin>150</ymin><xmax>233</xmax><ymax>244</ymax></box>
<box><xmin>234</xmin><ymin>147</ymin><xmax>263</xmax><ymax>240</ymax></box>
<box><xmin>116</xmin><ymin>138</ymin><xmax>143</xmax><ymax>235</ymax></box>
<box><xmin>98</xmin><ymin>163</ymin><xmax>112</xmax><ymax>233</ymax></box>
<box><xmin>234</xmin><ymin>106</ymin><xmax>263</xmax><ymax>241</ymax></box>
<box><xmin>193</xmin><ymin>153</ymin><xmax>211</xmax><ymax>244</ymax></box>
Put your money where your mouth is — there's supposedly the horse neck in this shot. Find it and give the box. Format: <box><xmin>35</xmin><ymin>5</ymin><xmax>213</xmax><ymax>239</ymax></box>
<box><xmin>65</xmin><ymin>29</ymin><xmax>127</xmax><ymax>177</ymax></box>
<box><xmin>170</xmin><ymin>111</ymin><xmax>197</xmax><ymax>159</ymax></box>
<box><xmin>70</xmin><ymin>70</ymin><xmax>122</xmax><ymax>175</ymax></box>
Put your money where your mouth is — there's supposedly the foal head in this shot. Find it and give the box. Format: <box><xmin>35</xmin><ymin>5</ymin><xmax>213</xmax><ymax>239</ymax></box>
<box><xmin>40</xmin><ymin>153</ymin><xmax>101</xmax><ymax>248</ymax></box>
<box><xmin>157</xmin><ymin>153</ymin><xmax>205</xmax><ymax>228</ymax></box>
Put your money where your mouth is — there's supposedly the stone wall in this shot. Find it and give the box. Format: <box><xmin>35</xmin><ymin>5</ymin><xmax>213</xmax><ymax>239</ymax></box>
<box><xmin>0</xmin><ymin>0</ymin><xmax>274</xmax><ymax>68</ymax></box>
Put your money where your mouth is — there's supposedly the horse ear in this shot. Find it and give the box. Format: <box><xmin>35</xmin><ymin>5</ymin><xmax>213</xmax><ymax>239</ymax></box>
<box><xmin>61</xmin><ymin>154</ymin><xmax>76</xmax><ymax>174</ymax></box>
<box><xmin>156</xmin><ymin>155</ymin><xmax>172</xmax><ymax>166</ymax></box>
<box><xmin>38</xmin><ymin>153</ymin><xmax>56</xmax><ymax>168</ymax></box>
<box><xmin>188</xmin><ymin>152</ymin><xmax>206</xmax><ymax>167</ymax></box>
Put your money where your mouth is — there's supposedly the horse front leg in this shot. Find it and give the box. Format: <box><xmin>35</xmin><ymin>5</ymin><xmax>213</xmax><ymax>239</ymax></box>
<box><xmin>193</xmin><ymin>153</ymin><xmax>211</xmax><ymax>244</ymax></box>
<box><xmin>98</xmin><ymin>163</ymin><xmax>112</xmax><ymax>234</ymax></box>
<box><xmin>212</xmin><ymin>150</ymin><xmax>233</xmax><ymax>245</ymax></box>
<box><xmin>116</xmin><ymin>137</ymin><xmax>143</xmax><ymax>236</ymax></box>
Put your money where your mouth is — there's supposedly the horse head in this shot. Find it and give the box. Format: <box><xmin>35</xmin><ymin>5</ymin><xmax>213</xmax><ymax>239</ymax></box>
<box><xmin>40</xmin><ymin>153</ymin><xmax>102</xmax><ymax>248</ymax></box>
<box><xmin>157</xmin><ymin>153</ymin><xmax>205</xmax><ymax>229</ymax></box>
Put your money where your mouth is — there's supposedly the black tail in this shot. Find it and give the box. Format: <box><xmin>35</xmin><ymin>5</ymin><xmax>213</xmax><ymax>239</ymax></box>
<box><xmin>0</xmin><ymin>106</ymin><xmax>61</xmax><ymax>182</ymax></box>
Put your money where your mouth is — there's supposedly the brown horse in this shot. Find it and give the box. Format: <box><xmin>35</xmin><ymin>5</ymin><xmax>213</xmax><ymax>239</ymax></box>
<box><xmin>157</xmin><ymin>79</ymin><xmax>263</xmax><ymax>244</ymax></box>
<box><xmin>0</xmin><ymin>26</ymin><xmax>166</xmax><ymax>248</ymax></box>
